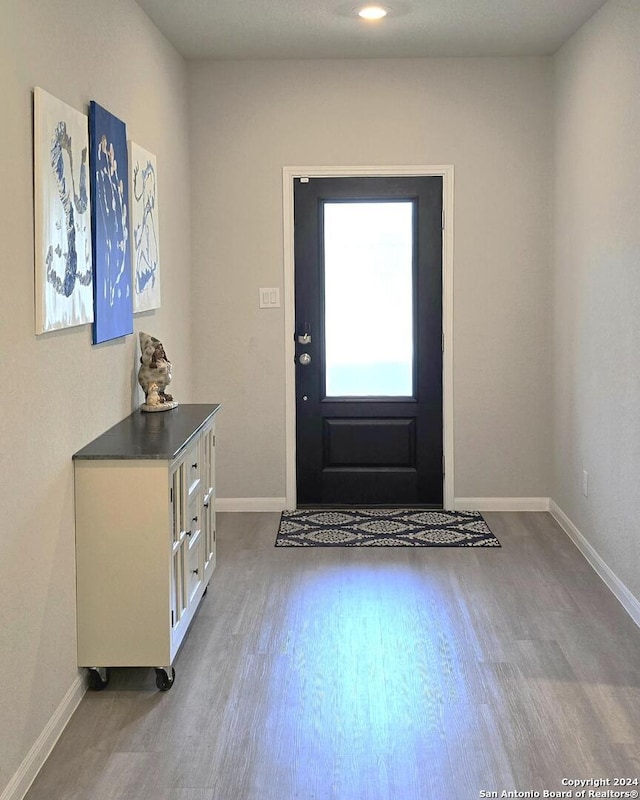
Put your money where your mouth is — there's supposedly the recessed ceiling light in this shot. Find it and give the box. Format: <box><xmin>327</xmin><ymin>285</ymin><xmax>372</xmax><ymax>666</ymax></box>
<box><xmin>358</xmin><ymin>6</ymin><xmax>388</xmax><ymax>20</ymax></box>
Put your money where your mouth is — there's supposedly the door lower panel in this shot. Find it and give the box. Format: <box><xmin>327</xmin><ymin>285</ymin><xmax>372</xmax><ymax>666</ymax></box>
<box><xmin>323</xmin><ymin>418</ymin><xmax>415</xmax><ymax>468</ymax></box>
<box><xmin>319</xmin><ymin>467</ymin><xmax>418</xmax><ymax>506</ymax></box>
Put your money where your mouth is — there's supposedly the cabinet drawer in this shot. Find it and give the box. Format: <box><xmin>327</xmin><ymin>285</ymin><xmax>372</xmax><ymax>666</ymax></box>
<box><xmin>184</xmin><ymin>442</ymin><xmax>201</xmax><ymax>497</ymax></box>
<box><xmin>187</xmin><ymin>491</ymin><xmax>203</xmax><ymax>603</ymax></box>
<box><xmin>187</xmin><ymin>529</ymin><xmax>203</xmax><ymax>604</ymax></box>
<box><xmin>186</xmin><ymin>492</ymin><xmax>202</xmax><ymax>541</ymax></box>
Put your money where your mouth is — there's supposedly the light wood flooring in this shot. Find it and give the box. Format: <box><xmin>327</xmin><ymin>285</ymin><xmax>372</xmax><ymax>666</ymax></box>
<box><xmin>25</xmin><ymin>512</ymin><xmax>640</xmax><ymax>800</ymax></box>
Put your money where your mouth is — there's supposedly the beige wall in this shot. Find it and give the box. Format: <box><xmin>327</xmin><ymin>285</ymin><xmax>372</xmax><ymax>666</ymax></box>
<box><xmin>0</xmin><ymin>0</ymin><xmax>190</xmax><ymax>791</ymax></box>
<box><xmin>552</xmin><ymin>0</ymin><xmax>640</xmax><ymax>599</ymax></box>
<box><xmin>188</xmin><ymin>57</ymin><xmax>554</xmax><ymax>501</ymax></box>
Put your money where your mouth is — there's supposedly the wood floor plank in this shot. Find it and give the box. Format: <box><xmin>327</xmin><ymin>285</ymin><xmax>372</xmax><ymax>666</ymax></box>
<box><xmin>24</xmin><ymin>511</ymin><xmax>640</xmax><ymax>800</ymax></box>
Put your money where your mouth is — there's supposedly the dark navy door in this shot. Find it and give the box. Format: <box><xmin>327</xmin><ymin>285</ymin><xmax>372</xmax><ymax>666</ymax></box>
<box><xmin>294</xmin><ymin>176</ymin><xmax>443</xmax><ymax>506</ymax></box>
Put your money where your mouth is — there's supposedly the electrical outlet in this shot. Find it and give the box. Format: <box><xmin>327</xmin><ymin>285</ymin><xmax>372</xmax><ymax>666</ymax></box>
<box><xmin>582</xmin><ymin>469</ymin><xmax>589</xmax><ymax>497</ymax></box>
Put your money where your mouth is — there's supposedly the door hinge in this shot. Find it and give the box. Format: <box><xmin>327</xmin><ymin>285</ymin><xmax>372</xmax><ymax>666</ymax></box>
<box><xmin>441</xmin><ymin>208</ymin><xmax>445</xmax><ymax>230</ymax></box>
<box><xmin>171</xmin><ymin>610</ymin><xmax>174</xmax><ymax>627</ymax></box>
<box><xmin>170</xmin><ymin>487</ymin><xmax>173</xmax><ymax>504</ymax></box>
<box><xmin>441</xmin><ymin>331</ymin><xmax>444</xmax><ymax>352</ymax></box>
<box><xmin>442</xmin><ymin>454</ymin><xmax>445</xmax><ymax>477</ymax></box>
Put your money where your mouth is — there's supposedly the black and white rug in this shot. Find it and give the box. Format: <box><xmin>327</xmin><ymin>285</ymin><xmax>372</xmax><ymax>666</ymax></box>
<box><xmin>276</xmin><ymin>508</ymin><xmax>500</xmax><ymax>547</ymax></box>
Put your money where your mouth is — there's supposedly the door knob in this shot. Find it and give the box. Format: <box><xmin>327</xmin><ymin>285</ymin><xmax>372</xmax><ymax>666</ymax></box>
<box><xmin>298</xmin><ymin>353</ymin><xmax>312</xmax><ymax>366</ymax></box>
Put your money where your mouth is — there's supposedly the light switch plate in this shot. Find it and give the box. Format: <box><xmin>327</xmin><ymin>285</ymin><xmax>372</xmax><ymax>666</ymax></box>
<box><xmin>259</xmin><ymin>288</ymin><xmax>280</xmax><ymax>308</ymax></box>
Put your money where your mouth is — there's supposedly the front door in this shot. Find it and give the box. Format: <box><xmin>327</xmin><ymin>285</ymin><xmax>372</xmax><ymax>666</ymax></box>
<box><xmin>294</xmin><ymin>176</ymin><xmax>443</xmax><ymax>507</ymax></box>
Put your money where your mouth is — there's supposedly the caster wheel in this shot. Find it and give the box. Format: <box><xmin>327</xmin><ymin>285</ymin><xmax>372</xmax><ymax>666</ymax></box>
<box><xmin>155</xmin><ymin>667</ymin><xmax>175</xmax><ymax>692</ymax></box>
<box><xmin>88</xmin><ymin>668</ymin><xmax>110</xmax><ymax>691</ymax></box>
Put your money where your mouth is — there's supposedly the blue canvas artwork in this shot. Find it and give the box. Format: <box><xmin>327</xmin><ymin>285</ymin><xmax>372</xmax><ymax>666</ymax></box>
<box><xmin>89</xmin><ymin>101</ymin><xmax>133</xmax><ymax>344</ymax></box>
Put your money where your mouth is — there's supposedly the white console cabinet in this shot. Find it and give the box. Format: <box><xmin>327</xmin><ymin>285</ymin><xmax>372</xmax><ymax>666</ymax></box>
<box><xmin>73</xmin><ymin>404</ymin><xmax>220</xmax><ymax>691</ymax></box>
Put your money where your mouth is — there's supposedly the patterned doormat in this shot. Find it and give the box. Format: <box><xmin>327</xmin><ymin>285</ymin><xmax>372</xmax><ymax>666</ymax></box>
<box><xmin>276</xmin><ymin>508</ymin><xmax>500</xmax><ymax>547</ymax></box>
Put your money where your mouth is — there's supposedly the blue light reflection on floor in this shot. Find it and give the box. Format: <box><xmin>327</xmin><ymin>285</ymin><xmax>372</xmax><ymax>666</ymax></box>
<box><xmin>258</xmin><ymin>563</ymin><xmax>482</xmax><ymax>797</ymax></box>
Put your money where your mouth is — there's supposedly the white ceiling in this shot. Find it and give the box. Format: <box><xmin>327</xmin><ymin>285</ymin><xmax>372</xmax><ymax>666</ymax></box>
<box><xmin>135</xmin><ymin>0</ymin><xmax>607</xmax><ymax>60</ymax></box>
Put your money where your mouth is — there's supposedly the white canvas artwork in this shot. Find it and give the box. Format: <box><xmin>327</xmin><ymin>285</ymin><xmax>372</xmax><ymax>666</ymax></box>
<box><xmin>128</xmin><ymin>141</ymin><xmax>161</xmax><ymax>312</ymax></box>
<box><xmin>34</xmin><ymin>87</ymin><xmax>93</xmax><ymax>333</ymax></box>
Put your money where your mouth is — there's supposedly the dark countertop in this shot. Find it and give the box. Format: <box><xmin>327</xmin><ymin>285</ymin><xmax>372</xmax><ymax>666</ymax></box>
<box><xmin>73</xmin><ymin>404</ymin><xmax>221</xmax><ymax>461</ymax></box>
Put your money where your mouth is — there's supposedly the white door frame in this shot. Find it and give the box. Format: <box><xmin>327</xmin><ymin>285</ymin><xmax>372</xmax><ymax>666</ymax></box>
<box><xmin>282</xmin><ymin>165</ymin><xmax>455</xmax><ymax>510</ymax></box>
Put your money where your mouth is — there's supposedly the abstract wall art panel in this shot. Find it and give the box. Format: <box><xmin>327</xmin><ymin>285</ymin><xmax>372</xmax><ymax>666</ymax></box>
<box><xmin>34</xmin><ymin>88</ymin><xmax>93</xmax><ymax>334</ymax></box>
<box><xmin>128</xmin><ymin>142</ymin><xmax>161</xmax><ymax>312</ymax></box>
<box><xmin>89</xmin><ymin>101</ymin><xmax>133</xmax><ymax>344</ymax></box>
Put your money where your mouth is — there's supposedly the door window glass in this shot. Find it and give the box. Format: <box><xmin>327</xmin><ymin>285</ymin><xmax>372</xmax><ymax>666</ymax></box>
<box><xmin>324</xmin><ymin>201</ymin><xmax>414</xmax><ymax>397</ymax></box>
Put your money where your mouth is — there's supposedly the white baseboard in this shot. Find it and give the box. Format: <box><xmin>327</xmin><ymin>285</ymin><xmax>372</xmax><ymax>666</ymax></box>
<box><xmin>216</xmin><ymin>497</ymin><xmax>287</xmax><ymax>513</ymax></box>
<box><xmin>453</xmin><ymin>497</ymin><xmax>551</xmax><ymax>512</ymax></box>
<box><xmin>549</xmin><ymin>499</ymin><xmax>640</xmax><ymax>629</ymax></box>
<box><xmin>1</xmin><ymin>675</ymin><xmax>86</xmax><ymax>800</ymax></box>
<box><xmin>218</xmin><ymin>497</ymin><xmax>551</xmax><ymax>513</ymax></box>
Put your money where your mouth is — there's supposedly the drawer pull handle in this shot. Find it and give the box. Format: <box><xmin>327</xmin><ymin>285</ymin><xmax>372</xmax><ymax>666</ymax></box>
<box><xmin>186</xmin><ymin>530</ymin><xmax>192</xmax><ymax>537</ymax></box>
<box><xmin>192</xmin><ymin>516</ymin><xmax>198</xmax><ymax>523</ymax></box>
<box><xmin>193</xmin><ymin>568</ymin><xmax>199</xmax><ymax>576</ymax></box>
<box><xmin>192</xmin><ymin>462</ymin><xmax>198</xmax><ymax>469</ymax></box>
